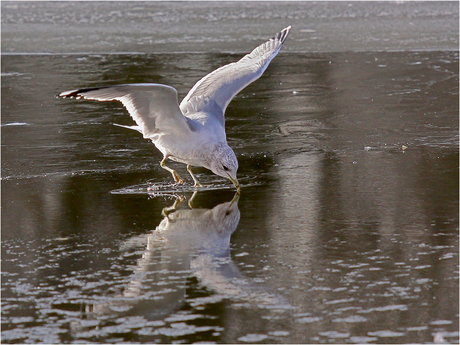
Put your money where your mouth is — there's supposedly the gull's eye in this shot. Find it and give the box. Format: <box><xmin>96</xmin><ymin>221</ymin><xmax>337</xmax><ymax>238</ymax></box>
<box><xmin>222</xmin><ymin>165</ymin><xmax>229</xmax><ymax>171</ymax></box>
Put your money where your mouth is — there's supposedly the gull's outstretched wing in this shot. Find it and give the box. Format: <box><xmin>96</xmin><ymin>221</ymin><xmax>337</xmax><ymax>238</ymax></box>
<box><xmin>59</xmin><ymin>84</ymin><xmax>192</xmax><ymax>138</ymax></box>
<box><xmin>180</xmin><ymin>26</ymin><xmax>291</xmax><ymax>123</ymax></box>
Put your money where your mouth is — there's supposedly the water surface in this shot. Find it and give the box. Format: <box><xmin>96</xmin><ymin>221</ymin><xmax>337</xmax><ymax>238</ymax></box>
<box><xmin>2</xmin><ymin>50</ymin><xmax>458</xmax><ymax>344</ymax></box>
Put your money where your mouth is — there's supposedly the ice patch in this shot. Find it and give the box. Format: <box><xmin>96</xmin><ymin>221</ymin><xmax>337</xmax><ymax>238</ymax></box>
<box><xmin>319</xmin><ymin>331</ymin><xmax>350</xmax><ymax>338</ymax></box>
<box><xmin>368</xmin><ymin>330</ymin><xmax>405</xmax><ymax>337</ymax></box>
<box><xmin>333</xmin><ymin>315</ymin><xmax>368</xmax><ymax>323</ymax></box>
<box><xmin>430</xmin><ymin>320</ymin><xmax>453</xmax><ymax>325</ymax></box>
<box><xmin>295</xmin><ymin>316</ymin><xmax>322</xmax><ymax>323</ymax></box>
<box><xmin>237</xmin><ymin>334</ymin><xmax>269</xmax><ymax>342</ymax></box>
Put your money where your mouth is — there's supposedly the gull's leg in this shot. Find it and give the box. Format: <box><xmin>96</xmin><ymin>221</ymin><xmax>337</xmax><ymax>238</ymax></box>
<box><xmin>188</xmin><ymin>191</ymin><xmax>198</xmax><ymax>208</ymax></box>
<box><xmin>162</xmin><ymin>194</ymin><xmax>186</xmax><ymax>218</ymax></box>
<box><xmin>187</xmin><ymin>165</ymin><xmax>202</xmax><ymax>187</ymax></box>
<box><xmin>160</xmin><ymin>156</ymin><xmax>184</xmax><ymax>184</ymax></box>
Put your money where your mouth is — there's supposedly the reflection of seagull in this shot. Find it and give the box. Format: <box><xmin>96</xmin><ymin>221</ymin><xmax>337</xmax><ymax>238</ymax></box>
<box><xmin>83</xmin><ymin>193</ymin><xmax>287</xmax><ymax>324</ymax></box>
<box><xmin>58</xmin><ymin>26</ymin><xmax>291</xmax><ymax>191</ymax></box>
<box><xmin>85</xmin><ymin>193</ymin><xmax>241</xmax><ymax>320</ymax></box>
<box><xmin>157</xmin><ymin>193</ymin><xmax>241</xmax><ymax>252</ymax></box>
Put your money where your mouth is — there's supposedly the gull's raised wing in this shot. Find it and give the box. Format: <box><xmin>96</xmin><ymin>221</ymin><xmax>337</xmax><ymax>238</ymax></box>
<box><xmin>59</xmin><ymin>84</ymin><xmax>192</xmax><ymax>138</ymax></box>
<box><xmin>179</xmin><ymin>26</ymin><xmax>291</xmax><ymax>125</ymax></box>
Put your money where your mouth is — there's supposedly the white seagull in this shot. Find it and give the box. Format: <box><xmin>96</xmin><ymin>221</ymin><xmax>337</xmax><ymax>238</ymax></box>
<box><xmin>59</xmin><ymin>26</ymin><xmax>291</xmax><ymax>192</ymax></box>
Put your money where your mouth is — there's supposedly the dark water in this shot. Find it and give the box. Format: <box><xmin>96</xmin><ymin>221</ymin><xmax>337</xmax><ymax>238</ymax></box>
<box><xmin>2</xmin><ymin>49</ymin><xmax>458</xmax><ymax>343</ymax></box>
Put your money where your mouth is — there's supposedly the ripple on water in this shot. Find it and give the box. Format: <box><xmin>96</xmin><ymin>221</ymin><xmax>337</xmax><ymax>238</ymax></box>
<box><xmin>1</xmin><ymin>122</ymin><xmax>30</xmax><ymax>126</ymax></box>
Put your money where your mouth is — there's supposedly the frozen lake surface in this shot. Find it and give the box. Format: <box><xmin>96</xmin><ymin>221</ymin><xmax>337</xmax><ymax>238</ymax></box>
<box><xmin>1</xmin><ymin>2</ymin><xmax>459</xmax><ymax>344</ymax></box>
<box><xmin>2</xmin><ymin>1</ymin><xmax>459</xmax><ymax>53</ymax></box>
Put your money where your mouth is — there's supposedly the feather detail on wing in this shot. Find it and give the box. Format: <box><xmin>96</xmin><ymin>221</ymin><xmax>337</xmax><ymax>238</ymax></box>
<box><xmin>180</xmin><ymin>26</ymin><xmax>291</xmax><ymax>122</ymax></box>
<box><xmin>59</xmin><ymin>84</ymin><xmax>192</xmax><ymax>138</ymax></box>
<box><xmin>113</xmin><ymin>123</ymin><xmax>143</xmax><ymax>133</ymax></box>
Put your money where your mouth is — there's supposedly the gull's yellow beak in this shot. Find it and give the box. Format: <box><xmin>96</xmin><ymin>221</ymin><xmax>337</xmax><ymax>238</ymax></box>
<box><xmin>229</xmin><ymin>191</ymin><xmax>240</xmax><ymax>206</ymax></box>
<box><xmin>228</xmin><ymin>175</ymin><xmax>241</xmax><ymax>193</ymax></box>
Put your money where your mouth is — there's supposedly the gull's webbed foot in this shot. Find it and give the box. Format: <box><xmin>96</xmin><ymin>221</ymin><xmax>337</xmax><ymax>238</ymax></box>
<box><xmin>172</xmin><ymin>170</ymin><xmax>184</xmax><ymax>185</ymax></box>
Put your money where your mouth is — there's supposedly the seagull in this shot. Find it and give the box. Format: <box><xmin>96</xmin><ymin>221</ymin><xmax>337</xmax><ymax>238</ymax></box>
<box><xmin>58</xmin><ymin>26</ymin><xmax>291</xmax><ymax>192</ymax></box>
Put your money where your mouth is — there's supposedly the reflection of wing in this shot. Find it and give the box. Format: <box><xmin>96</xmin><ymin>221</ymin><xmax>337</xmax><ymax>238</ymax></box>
<box><xmin>59</xmin><ymin>84</ymin><xmax>192</xmax><ymax>138</ymax></box>
<box><xmin>180</xmin><ymin>26</ymin><xmax>291</xmax><ymax>123</ymax></box>
<box><xmin>190</xmin><ymin>253</ymin><xmax>286</xmax><ymax>307</ymax></box>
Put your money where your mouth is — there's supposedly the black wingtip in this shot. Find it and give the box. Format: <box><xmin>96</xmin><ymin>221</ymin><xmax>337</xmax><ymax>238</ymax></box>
<box><xmin>57</xmin><ymin>86</ymin><xmax>110</xmax><ymax>99</ymax></box>
<box><xmin>279</xmin><ymin>26</ymin><xmax>292</xmax><ymax>43</ymax></box>
<box><xmin>57</xmin><ymin>90</ymin><xmax>79</xmax><ymax>98</ymax></box>
<box><xmin>271</xmin><ymin>26</ymin><xmax>291</xmax><ymax>45</ymax></box>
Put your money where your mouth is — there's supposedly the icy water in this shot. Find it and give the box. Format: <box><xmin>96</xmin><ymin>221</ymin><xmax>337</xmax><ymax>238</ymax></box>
<box><xmin>2</xmin><ymin>2</ymin><xmax>459</xmax><ymax>344</ymax></box>
<box><xmin>2</xmin><ymin>49</ymin><xmax>459</xmax><ymax>344</ymax></box>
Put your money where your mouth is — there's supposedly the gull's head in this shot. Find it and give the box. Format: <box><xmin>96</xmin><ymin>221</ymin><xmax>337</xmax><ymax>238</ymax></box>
<box><xmin>210</xmin><ymin>143</ymin><xmax>240</xmax><ymax>192</ymax></box>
